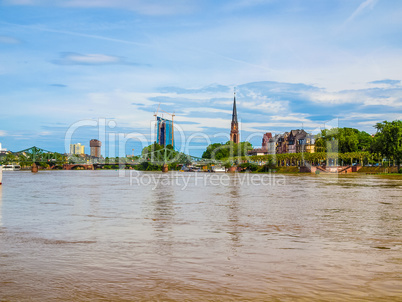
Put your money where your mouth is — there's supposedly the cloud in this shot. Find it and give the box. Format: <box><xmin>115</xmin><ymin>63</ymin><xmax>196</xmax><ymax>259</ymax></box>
<box><xmin>346</xmin><ymin>0</ymin><xmax>378</xmax><ymax>23</ymax></box>
<box><xmin>38</xmin><ymin>131</ymin><xmax>52</xmax><ymax>136</ymax></box>
<box><xmin>50</xmin><ymin>84</ymin><xmax>67</xmax><ymax>87</ymax></box>
<box><xmin>52</xmin><ymin>52</ymin><xmax>145</xmax><ymax>66</ymax></box>
<box><xmin>2</xmin><ymin>79</ymin><xmax>401</xmax><ymax>154</ymax></box>
<box><xmin>306</xmin><ymin>87</ymin><xmax>402</xmax><ymax>110</ymax></box>
<box><xmin>0</xmin><ymin>130</ymin><xmax>7</xmax><ymax>136</ymax></box>
<box><xmin>0</xmin><ymin>35</ymin><xmax>21</xmax><ymax>44</ymax></box>
<box><xmin>2</xmin><ymin>0</ymin><xmax>35</xmax><ymax>4</ymax></box>
<box><xmin>158</xmin><ymin>84</ymin><xmax>231</xmax><ymax>94</ymax></box>
<box><xmin>369</xmin><ymin>79</ymin><xmax>400</xmax><ymax>86</ymax></box>
<box><xmin>0</xmin><ymin>22</ymin><xmax>152</xmax><ymax>47</ymax></box>
<box><xmin>222</xmin><ymin>0</ymin><xmax>272</xmax><ymax>12</ymax></box>
<box><xmin>1</xmin><ymin>0</ymin><xmax>196</xmax><ymax>15</ymax></box>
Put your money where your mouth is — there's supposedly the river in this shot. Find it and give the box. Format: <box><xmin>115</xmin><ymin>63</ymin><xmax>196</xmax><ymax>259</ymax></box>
<box><xmin>0</xmin><ymin>170</ymin><xmax>401</xmax><ymax>301</ymax></box>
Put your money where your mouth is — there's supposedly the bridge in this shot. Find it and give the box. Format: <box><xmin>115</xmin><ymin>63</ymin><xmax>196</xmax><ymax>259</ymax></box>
<box><xmin>5</xmin><ymin>146</ymin><xmax>63</xmax><ymax>163</ymax></box>
<box><xmin>63</xmin><ymin>164</ymin><xmax>94</xmax><ymax>170</ymax></box>
<box><xmin>0</xmin><ymin>145</ymin><xmax>222</xmax><ymax>172</ymax></box>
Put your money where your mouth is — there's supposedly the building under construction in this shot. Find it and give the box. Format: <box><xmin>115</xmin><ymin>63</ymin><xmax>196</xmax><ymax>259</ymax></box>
<box><xmin>156</xmin><ymin>116</ymin><xmax>174</xmax><ymax>148</ymax></box>
<box><xmin>154</xmin><ymin>104</ymin><xmax>175</xmax><ymax>148</ymax></box>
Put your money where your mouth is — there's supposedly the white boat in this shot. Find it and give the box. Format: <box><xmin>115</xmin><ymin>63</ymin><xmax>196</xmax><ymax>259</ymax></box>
<box><xmin>211</xmin><ymin>165</ymin><xmax>226</xmax><ymax>172</ymax></box>
<box><xmin>3</xmin><ymin>164</ymin><xmax>21</xmax><ymax>171</ymax></box>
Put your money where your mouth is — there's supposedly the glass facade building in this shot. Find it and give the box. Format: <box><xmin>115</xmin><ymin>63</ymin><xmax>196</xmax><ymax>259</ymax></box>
<box><xmin>156</xmin><ymin>116</ymin><xmax>174</xmax><ymax>148</ymax></box>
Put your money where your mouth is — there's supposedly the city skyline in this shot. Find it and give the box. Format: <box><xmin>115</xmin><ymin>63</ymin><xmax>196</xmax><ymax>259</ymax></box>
<box><xmin>1</xmin><ymin>0</ymin><xmax>402</xmax><ymax>156</ymax></box>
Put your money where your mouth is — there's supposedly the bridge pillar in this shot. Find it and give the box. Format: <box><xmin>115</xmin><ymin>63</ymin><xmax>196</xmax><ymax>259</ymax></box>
<box><xmin>162</xmin><ymin>164</ymin><xmax>169</xmax><ymax>173</ymax></box>
<box><xmin>31</xmin><ymin>163</ymin><xmax>38</xmax><ymax>173</ymax></box>
<box><xmin>227</xmin><ymin>166</ymin><xmax>237</xmax><ymax>173</ymax></box>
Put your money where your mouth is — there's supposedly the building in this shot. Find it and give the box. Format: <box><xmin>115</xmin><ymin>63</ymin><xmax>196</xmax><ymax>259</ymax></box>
<box><xmin>288</xmin><ymin>129</ymin><xmax>307</xmax><ymax>153</ymax></box>
<box><xmin>156</xmin><ymin>116</ymin><xmax>174</xmax><ymax>148</ymax></box>
<box><xmin>0</xmin><ymin>143</ymin><xmax>7</xmax><ymax>154</ymax></box>
<box><xmin>262</xmin><ymin>133</ymin><xmax>272</xmax><ymax>149</ymax></box>
<box><xmin>248</xmin><ymin>132</ymin><xmax>272</xmax><ymax>156</ymax></box>
<box><xmin>247</xmin><ymin>148</ymin><xmax>268</xmax><ymax>156</ymax></box>
<box><xmin>69</xmin><ymin>143</ymin><xmax>85</xmax><ymax>155</ymax></box>
<box><xmin>268</xmin><ymin>135</ymin><xmax>278</xmax><ymax>155</ymax></box>
<box><xmin>275</xmin><ymin>132</ymin><xmax>289</xmax><ymax>154</ymax></box>
<box><xmin>249</xmin><ymin>130</ymin><xmax>316</xmax><ymax>156</ymax></box>
<box><xmin>230</xmin><ymin>91</ymin><xmax>239</xmax><ymax>144</ymax></box>
<box><xmin>297</xmin><ymin>133</ymin><xmax>315</xmax><ymax>153</ymax></box>
<box><xmin>90</xmin><ymin>139</ymin><xmax>102</xmax><ymax>158</ymax></box>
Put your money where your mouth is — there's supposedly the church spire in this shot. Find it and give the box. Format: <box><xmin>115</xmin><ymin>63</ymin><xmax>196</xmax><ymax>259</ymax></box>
<box><xmin>232</xmin><ymin>89</ymin><xmax>238</xmax><ymax>124</ymax></box>
<box><xmin>230</xmin><ymin>88</ymin><xmax>239</xmax><ymax>144</ymax></box>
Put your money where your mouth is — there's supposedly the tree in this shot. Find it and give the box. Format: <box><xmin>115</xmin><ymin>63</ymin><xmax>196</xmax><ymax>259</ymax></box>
<box><xmin>357</xmin><ymin>131</ymin><xmax>373</xmax><ymax>151</ymax></box>
<box><xmin>141</xmin><ymin>142</ymin><xmax>190</xmax><ymax>165</ymax></box>
<box><xmin>202</xmin><ymin>143</ymin><xmax>220</xmax><ymax>159</ymax></box>
<box><xmin>315</xmin><ymin>128</ymin><xmax>340</xmax><ymax>152</ymax></box>
<box><xmin>226</xmin><ymin>141</ymin><xmax>253</xmax><ymax>157</ymax></box>
<box><xmin>373</xmin><ymin>120</ymin><xmax>402</xmax><ymax>166</ymax></box>
<box><xmin>338</xmin><ymin>128</ymin><xmax>359</xmax><ymax>153</ymax></box>
<box><xmin>315</xmin><ymin>127</ymin><xmax>373</xmax><ymax>153</ymax></box>
<box><xmin>202</xmin><ymin>141</ymin><xmax>253</xmax><ymax>160</ymax></box>
<box><xmin>142</xmin><ymin>142</ymin><xmax>164</xmax><ymax>160</ymax></box>
<box><xmin>202</xmin><ymin>143</ymin><xmax>229</xmax><ymax>160</ymax></box>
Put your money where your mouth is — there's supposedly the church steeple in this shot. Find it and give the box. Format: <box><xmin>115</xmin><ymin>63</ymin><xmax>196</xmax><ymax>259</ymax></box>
<box><xmin>230</xmin><ymin>89</ymin><xmax>239</xmax><ymax>144</ymax></box>
<box><xmin>232</xmin><ymin>90</ymin><xmax>238</xmax><ymax>123</ymax></box>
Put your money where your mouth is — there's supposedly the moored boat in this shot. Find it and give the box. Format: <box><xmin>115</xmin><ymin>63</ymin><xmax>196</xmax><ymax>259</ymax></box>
<box><xmin>3</xmin><ymin>164</ymin><xmax>21</xmax><ymax>171</ymax></box>
<box><xmin>211</xmin><ymin>165</ymin><xmax>226</xmax><ymax>172</ymax></box>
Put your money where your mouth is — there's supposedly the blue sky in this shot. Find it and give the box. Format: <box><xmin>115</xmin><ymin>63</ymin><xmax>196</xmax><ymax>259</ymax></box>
<box><xmin>0</xmin><ymin>0</ymin><xmax>401</xmax><ymax>157</ymax></box>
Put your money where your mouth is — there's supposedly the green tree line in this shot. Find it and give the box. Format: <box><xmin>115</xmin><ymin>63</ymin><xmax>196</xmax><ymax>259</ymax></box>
<box><xmin>202</xmin><ymin>141</ymin><xmax>253</xmax><ymax>160</ymax></box>
<box><xmin>201</xmin><ymin>120</ymin><xmax>401</xmax><ymax>168</ymax></box>
<box><xmin>316</xmin><ymin>120</ymin><xmax>402</xmax><ymax>166</ymax></box>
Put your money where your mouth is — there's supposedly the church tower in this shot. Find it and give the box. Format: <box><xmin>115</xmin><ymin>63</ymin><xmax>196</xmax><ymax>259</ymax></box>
<box><xmin>230</xmin><ymin>90</ymin><xmax>239</xmax><ymax>144</ymax></box>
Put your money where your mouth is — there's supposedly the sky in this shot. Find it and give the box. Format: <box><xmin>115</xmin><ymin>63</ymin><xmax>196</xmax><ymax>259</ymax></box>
<box><xmin>0</xmin><ymin>0</ymin><xmax>402</xmax><ymax>157</ymax></box>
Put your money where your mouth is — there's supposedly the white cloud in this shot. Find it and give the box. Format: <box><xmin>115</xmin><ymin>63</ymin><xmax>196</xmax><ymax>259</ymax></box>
<box><xmin>3</xmin><ymin>0</ymin><xmax>35</xmax><ymax>4</ymax></box>
<box><xmin>223</xmin><ymin>0</ymin><xmax>272</xmax><ymax>11</ymax></box>
<box><xmin>2</xmin><ymin>0</ymin><xmax>196</xmax><ymax>15</ymax></box>
<box><xmin>0</xmin><ymin>130</ymin><xmax>7</xmax><ymax>137</ymax></box>
<box><xmin>0</xmin><ymin>35</ymin><xmax>21</xmax><ymax>44</ymax></box>
<box><xmin>307</xmin><ymin>91</ymin><xmax>352</xmax><ymax>105</ymax></box>
<box><xmin>270</xmin><ymin>114</ymin><xmax>311</xmax><ymax>123</ymax></box>
<box><xmin>243</xmin><ymin>101</ymin><xmax>286</xmax><ymax>114</ymax></box>
<box><xmin>242</xmin><ymin>121</ymin><xmax>321</xmax><ymax>133</ymax></box>
<box><xmin>181</xmin><ymin>107</ymin><xmax>232</xmax><ymax>115</ymax></box>
<box><xmin>307</xmin><ymin>89</ymin><xmax>402</xmax><ymax>107</ymax></box>
<box><xmin>70</xmin><ymin>53</ymin><xmax>118</xmax><ymax>64</ymax></box>
<box><xmin>346</xmin><ymin>0</ymin><xmax>378</xmax><ymax>23</ymax></box>
<box><xmin>38</xmin><ymin>131</ymin><xmax>52</xmax><ymax>136</ymax></box>
<box><xmin>357</xmin><ymin>120</ymin><xmax>382</xmax><ymax>126</ymax></box>
<box><xmin>52</xmin><ymin>52</ymin><xmax>139</xmax><ymax>65</ymax></box>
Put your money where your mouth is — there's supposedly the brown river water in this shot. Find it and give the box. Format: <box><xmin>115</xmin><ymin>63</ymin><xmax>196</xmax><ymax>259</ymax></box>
<box><xmin>0</xmin><ymin>170</ymin><xmax>401</xmax><ymax>301</ymax></box>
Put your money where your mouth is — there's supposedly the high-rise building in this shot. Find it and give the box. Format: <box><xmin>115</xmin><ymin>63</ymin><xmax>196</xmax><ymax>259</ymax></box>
<box><xmin>90</xmin><ymin>139</ymin><xmax>102</xmax><ymax>158</ymax></box>
<box><xmin>156</xmin><ymin>116</ymin><xmax>174</xmax><ymax>148</ymax></box>
<box><xmin>0</xmin><ymin>143</ymin><xmax>7</xmax><ymax>154</ymax></box>
<box><xmin>0</xmin><ymin>143</ymin><xmax>7</xmax><ymax>155</ymax></box>
<box><xmin>230</xmin><ymin>91</ymin><xmax>239</xmax><ymax>144</ymax></box>
<box><xmin>69</xmin><ymin>143</ymin><xmax>85</xmax><ymax>155</ymax></box>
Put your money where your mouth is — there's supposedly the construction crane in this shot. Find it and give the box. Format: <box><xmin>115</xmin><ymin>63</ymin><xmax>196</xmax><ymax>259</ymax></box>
<box><xmin>153</xmin><ymin>102</ymin><xmax>161</xmax><ymax>120</ymax></box>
